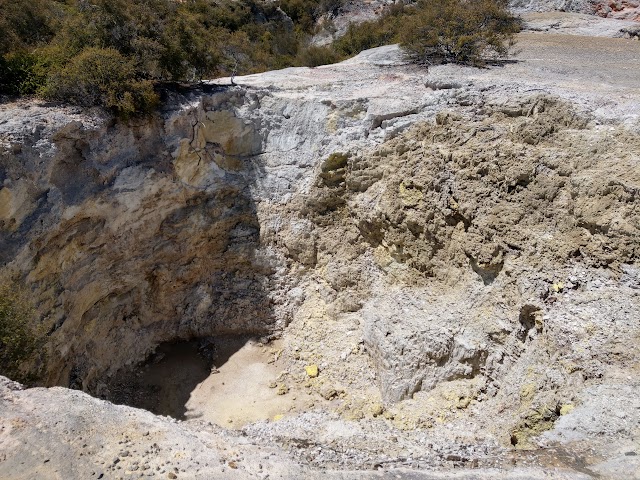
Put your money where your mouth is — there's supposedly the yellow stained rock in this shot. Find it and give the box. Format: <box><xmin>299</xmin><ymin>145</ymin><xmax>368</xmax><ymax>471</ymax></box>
<box><xmin>305</xmin><ymin>365</ymin><xmax>319</xmax><ymax>378</ymax></box>
<box><xmin>560</xmin><ymin>404</ymin><xmax>575</xmax><ymax>415</ymax></box>
<box><xmin>0</xmin><ymin>187</ymin><xmax>12</xmax><ymax>221</ymax></box>
<box><xmin>399</xmin><ymin>182</ymin><xmax>423</xmax><ymax>207</ymax></box>
<box><xmin>273</xmin><ymin>414</ymin><xmax>284</xmax><ymax>421</ymax></box>
<box><xmin>520</xmin><ymin>383</ymin><xmax>536</xmax><ymax>401</ymax></box>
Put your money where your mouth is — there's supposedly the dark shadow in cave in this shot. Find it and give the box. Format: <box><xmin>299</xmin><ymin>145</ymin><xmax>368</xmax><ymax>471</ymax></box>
<box><xmin>104</xmin><ymin>335</ymin><xmax>253</xmax><ymax>420</ymax></box>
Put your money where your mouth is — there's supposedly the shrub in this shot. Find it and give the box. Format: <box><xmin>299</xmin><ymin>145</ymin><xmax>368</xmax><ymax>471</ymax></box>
<box><xmin>0</xmin><ymin>0</ymin><xmax>328</xmax><ymax>113</ymax></box>
<box><xmin>333</xmin><ymin>19</ymin><xmax>398</xmax><ymax>57</ymax></box>
<box><xmin>400</xmin><ymin>0</ymin><xmax>521</xmax><ymax>66</ymax></box>
<box><xmin>0</xmin><ymin>0</ymin><xmax>57</xmax><ymax>96</ymax></box>
<box><xmin>296</xmin><ymin>45</ymin><xmax>341</xmax><ymax>67</ymax></box>
<box><xmin>0</xmin><ymin>0</ymin><xmax>519</xmax><ymax>116</ymax></box>
<box><xmin>44</xmin><ymin>47</ymin><xmax>158</xmax><ymax>118</ymax></box>
<box><xmin>0</xmin><ymin>0</ymin><xmax>55</xmax><ymax>56</ymax></box>
<box><xmin>0</xmin><ymin>52</ymin><xmax>49</xmax><ymax>95</ymax></box>
<box><xmin>330</xmin><ymin>0</ymin><xmax>519</xmax><ymax>66</ymax></box>
<box><xmin>279</xmin><ymin>0</ymin><xmax>346</xmax><ymax>33</ymax></box>
<box><xmin>279</xmin><ymin>0</ymin><xmax>316</xmax><ymax>31</ymax></box>
<box><xmin>160</xmin><ymin>11</ymin><xmax>220</xmax><ymax>81</ymax></box>
<box><xmin>0</xmin><ymin>281</ymin><xmax>44</xmax><ymax>383</ymax></box>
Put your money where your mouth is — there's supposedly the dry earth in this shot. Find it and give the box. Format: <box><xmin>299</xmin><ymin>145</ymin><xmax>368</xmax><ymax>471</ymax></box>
<box><xmin>1</xmin><ymin>10</ymin><xmax>639</xmax><ymax>480</ymax></box>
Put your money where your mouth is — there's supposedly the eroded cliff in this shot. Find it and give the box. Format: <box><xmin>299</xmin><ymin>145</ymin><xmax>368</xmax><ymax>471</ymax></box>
<box><xmin>1</xmin><ymin>15</ymin><xmax>640</xmax><ymax>479</ymax></box>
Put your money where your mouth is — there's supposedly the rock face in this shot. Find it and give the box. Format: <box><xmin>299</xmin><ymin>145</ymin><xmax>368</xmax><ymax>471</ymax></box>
<box><xmin>348</xmin><ymin>98</ymin><xmax>639</xmax><ymax>405</ymax></box>
<box><xmin>1</xmin><ymin>14</ymin><xmax>640</xmax><ymax>480</ymax></box>
<box><xmin>0</xmin><ymin>89</ymin><xmax>283</xmax><ymax>390</ymax></box>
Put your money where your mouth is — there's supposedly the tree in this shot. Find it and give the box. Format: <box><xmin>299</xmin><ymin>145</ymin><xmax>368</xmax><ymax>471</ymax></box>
<box><xmin>400</xmin><ymin>0</ymin><xmax>521</xmax><ymax>67</ymax></box>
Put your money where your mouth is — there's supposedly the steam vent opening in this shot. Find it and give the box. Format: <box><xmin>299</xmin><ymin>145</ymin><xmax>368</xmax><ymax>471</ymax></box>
<box><xmin>100</xmin><ymin>335</ymin><xmax>290</xmax><ymax>426</ymax></box>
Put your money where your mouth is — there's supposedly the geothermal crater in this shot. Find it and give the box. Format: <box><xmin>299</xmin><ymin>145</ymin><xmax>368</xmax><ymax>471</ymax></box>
<box><xmin>1</xmin><ymin>15</ymin><xmax>640</xmax><ymax>479</ymax></box>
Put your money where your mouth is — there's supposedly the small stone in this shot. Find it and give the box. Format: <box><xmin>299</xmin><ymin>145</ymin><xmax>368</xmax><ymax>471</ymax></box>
<box><xmin>371</xmin><ymin>403</ymin><xmax>384</xmax><ymax>417</ymax></box>
<box><xmin>276</xmin><ymin>384</ymin><xmax>289</xmax><ymax>395</ymax></box>
<box><xmin>305</xmin><ymin>365</ymin><xmax>319</xmax><ymax>378</ymax></box>
<box><xmin>321</xmin><ymin>387</ymin><xmax>337</xmax><ymax>400</ymax></box>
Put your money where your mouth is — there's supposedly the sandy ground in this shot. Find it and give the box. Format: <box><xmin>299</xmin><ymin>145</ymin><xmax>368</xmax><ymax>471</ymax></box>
<box><xmin>509</xmin><ymin>32</ymin><xmax>640</xmax><ymax>90</ymax></box>
<box><xmin>184</xmin><ymin>339</ymin><xmax>309</xmax><ymax>428</ymax></box>
<box><xmin>107</xmin><ymin>337</ymin><xmax>327</xmax><ymax>427</ymax></box>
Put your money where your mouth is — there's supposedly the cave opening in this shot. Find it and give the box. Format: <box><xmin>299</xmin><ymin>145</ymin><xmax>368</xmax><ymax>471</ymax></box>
<box><xmin>102</xmin><ymin>335</ymin><xmax>250</xmax><ymax>420</ymax></box>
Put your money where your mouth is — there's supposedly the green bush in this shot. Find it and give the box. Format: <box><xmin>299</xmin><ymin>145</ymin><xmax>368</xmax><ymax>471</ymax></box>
<box><xmin>296</xmin><ymin>45</ymin><xmax>341</xmax><ymax>67</ymax></box>
<box><xmin>0</xmin><ymin>52</ymin><xmax>49</xmax><ymax>95</ymax></box>
<box><xmin>279</xmin><ymin>0</ymin><xmax>346</xmax><ymax>33</ymax></box>
<box><xmin>0</xmin><ymin>0</ymin><xmax>519</xmax><ymax>115</ymax></box>
<box><xmin>333</xmin><ymin>3</ymin><xmax>405</xmax><ymax>56</ymax></box>
<box><xmin>333</xmin><ymin>20</ymin><xmax>396</xmax><ymax>57</ymax></box>
<box><xmin>0</xmin><ymin>0</ymin><xmax>56</xmax><ymax>56</ymax></box>
<box><xmin>0</xmin><ymin>0</ymin><xmax>220</xmax><ymax>114</ymax></box>
<box><xmin>279</xmin><ymin>0</ymin><xmax>316</xmax><ymax>31</ymax></box>
<box><xmin>0</xmin><ymin>0</ymin><xmax>57</xmax><ymax>96</ymax></box>
<box><xmin>44</xmin><ymin>47</ymin><xmax>158</xmax><ymax>117</ymax></box>
<box><xmin>400</xmin><ymin>0</ymin><xmax>521</xmax><ymax>66</ymax></box>
<box><xmin>330</xmin><ymin>0</ymin><xmax>519</xmax><ymax>66</ymax></box>
<box><xmin>0</xmin><ymin>282</ymin><xmax>43</xmax><ymax>383</ymax></box>
<box><xmin>0</xmin><ymin>0</ymin><xmax>348</xmax><ymax>114</ymax></box>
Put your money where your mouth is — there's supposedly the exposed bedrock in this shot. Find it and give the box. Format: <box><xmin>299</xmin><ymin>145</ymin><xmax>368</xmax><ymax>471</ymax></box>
<box><xmin>0</xmin><ymin>41</ymin><xmax>639</xmax><ymax>470</ymax></box>
<box><xmin>284</xmin><ymin>95</ymin><xmax>640</xmax><ymax>433</ymax></box>
<box><xmin>0</xmin><ymin>88</ymin><xmax>301</xmax><ymax>391</ymax></box>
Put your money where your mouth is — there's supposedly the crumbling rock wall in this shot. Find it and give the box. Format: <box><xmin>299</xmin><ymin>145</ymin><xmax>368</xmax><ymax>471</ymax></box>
<box><xmin>1</xmin><ymin>82</ymin><xmax>638</xmax><ymax>454</ymax></box>
<box><xmin>0</xmin><ymin>89</ymin><xmax>294</xmax><ymax>390</ymax></box>
<box><xmin>270</xmin><ymin>95</ymin><xmax>639</xmax><ymax>447</ymax></box>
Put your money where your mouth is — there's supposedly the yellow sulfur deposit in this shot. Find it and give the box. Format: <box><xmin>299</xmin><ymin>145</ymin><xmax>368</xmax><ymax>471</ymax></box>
<box><xmin>305</xmin><ymin>365</ymin><xmax>319</xmax><ymax>378</ymax></box>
